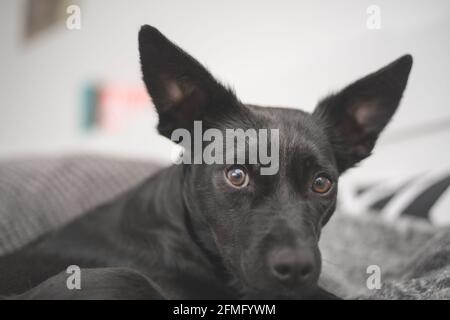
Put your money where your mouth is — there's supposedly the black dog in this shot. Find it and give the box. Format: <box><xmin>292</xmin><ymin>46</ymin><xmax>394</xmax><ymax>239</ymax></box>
<box><xmin>0</xmin><ymin>25</ymin><xmax>412</xmax><ymax>299</ymax></box>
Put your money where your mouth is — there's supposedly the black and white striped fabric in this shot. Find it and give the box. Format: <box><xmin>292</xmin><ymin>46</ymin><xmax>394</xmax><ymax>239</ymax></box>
<box><xmin>340</xmin><ymin>169</ymin><xmax>450</xmax><ymax>226</ymax></box>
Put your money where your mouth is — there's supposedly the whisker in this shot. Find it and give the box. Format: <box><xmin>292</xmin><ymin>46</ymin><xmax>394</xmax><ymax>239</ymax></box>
<box><xmin>322</xmin><ymin>258</ymin><xmax>341</xmax><ymax>267</ymax></box>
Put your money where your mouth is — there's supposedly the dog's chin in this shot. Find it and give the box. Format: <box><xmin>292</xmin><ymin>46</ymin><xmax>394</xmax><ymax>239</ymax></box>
<box><xmin>239</xmin><ymin>282</ymin><xmax>320</xmax><ymax>300</ymax></box>
<box><xmin>233</xmin><ymin>260</ymin><xmax>325</xmax><ymax>299</ymax></box>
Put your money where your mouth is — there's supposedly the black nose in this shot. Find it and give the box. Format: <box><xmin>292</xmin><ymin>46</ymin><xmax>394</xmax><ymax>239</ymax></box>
<box><xmin>268</xmin><ymin>248</ymin><xmax>318</xmax><ymax>286</ymax></box>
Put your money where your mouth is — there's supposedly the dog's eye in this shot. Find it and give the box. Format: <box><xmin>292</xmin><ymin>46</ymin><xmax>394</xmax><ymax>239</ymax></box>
<box><xmin>225</xmin><ymin>165</ymin><xmax>249</xmax><ymax>188</ymax></box>
<box><xmin>312</xmin><ymin>175</ymin><xmax>332</xmax><ymax>194</ymax></box>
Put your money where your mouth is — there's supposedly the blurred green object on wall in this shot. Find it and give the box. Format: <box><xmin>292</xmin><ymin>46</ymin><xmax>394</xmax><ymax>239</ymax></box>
<box><xmin>81</xmin><ymin>83</ymin><xmax>99</xmax><ymax>132</ymax></box>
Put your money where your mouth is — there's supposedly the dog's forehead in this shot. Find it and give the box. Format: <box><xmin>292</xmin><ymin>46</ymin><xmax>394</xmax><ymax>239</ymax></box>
<box><xmin>247</xmin><ymin>106</ymin><xmax>329</xmax><ymax>145</ymax></box>
<box><xmin>242</xmin><ymin>105</ymin><xmax>336</xmax><ymax>167</ymax></box>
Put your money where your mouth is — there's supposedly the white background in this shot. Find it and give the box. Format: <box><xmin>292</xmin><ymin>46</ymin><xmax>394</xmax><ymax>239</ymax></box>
<box><xmin>0</xmin><ymin>0</ymin><xmax>449</xmax><ymax>185</ymax></box>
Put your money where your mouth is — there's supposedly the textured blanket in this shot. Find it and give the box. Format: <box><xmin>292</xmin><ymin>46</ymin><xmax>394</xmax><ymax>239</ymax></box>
<box><xmin>0</xmin><ymin>155</ymin><xmax>449</xmax><ymax>299</ymax></box>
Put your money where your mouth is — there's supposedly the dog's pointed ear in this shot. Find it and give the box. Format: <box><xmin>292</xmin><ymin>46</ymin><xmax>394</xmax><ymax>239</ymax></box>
<box><xmin>313</xmin><ymin>55</ymin><xmax>413</xmax><ymax>172</ymax></box>
<box><xmin>139</xmin><ymin>25</ymin><xmax>238</xmax><ymax>138</ymax></box>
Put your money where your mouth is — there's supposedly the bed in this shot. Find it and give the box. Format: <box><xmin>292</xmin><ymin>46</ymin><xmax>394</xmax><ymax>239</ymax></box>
<box><xmin>0</xmin><ymin>155</ymin><xmax>449</xmax><ymax>299</ymax></box>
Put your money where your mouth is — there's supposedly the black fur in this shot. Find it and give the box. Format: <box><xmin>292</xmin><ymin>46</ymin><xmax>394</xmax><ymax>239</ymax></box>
<box><xmin>0</xmin><ymin>25</ymin><xmax>412</xmax><ymax>300</ymax></box>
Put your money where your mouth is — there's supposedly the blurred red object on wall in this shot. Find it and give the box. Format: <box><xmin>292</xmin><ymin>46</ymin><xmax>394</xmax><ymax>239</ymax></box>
<box><xmin>82</xmin><ymin>82</ymin><xmax>154</xmax><ymax>133</ymax></box>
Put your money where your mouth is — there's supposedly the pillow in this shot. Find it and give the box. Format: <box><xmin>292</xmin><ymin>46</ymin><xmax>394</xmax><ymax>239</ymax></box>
<box><xmin>0</xmin><ymin>154</ymin><xmax>162</xmax><ymax>255</ymax></box>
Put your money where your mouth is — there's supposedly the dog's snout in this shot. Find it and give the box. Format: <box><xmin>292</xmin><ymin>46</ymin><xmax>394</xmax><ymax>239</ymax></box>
<box><xmin>268</xmin><ymin>248</ymin><xmax>319</xmax><ymax>287</ymax></box>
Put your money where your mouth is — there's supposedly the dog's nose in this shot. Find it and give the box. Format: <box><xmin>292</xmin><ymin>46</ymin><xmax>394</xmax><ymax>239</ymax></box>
<box><xmin>268</xmin><ymin>248</ymin><xmax>318</xmax><ymax>286</ymax></box>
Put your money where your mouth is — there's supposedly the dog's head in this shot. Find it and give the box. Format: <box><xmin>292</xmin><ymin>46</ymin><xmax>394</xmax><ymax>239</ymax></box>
<box><xmin>139</xmin><ymin>25</ymin><xmax>412</xmax><ymax>299</ymax></box>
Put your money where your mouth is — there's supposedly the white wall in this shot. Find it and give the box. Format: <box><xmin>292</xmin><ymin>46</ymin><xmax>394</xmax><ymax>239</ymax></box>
<box><xmin>0</xmin><ymin>0</ymin><xmax>449</xmax><ymax>184</ymax></box>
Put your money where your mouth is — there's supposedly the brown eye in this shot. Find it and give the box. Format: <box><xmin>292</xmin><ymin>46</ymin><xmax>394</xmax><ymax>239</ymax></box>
<box><xmin>312</xmin><ymin>175</ymin><xmax>332</xmax><ymax>194</ymax></box>
<box><xmin>225</xmin><ymin>166</ymin><xmax>249</xmax><ymax>188</ymax></box>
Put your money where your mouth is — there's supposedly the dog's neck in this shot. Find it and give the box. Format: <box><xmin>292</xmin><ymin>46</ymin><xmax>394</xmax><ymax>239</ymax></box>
<box><xmin>126</xmin><ymin>165</ymin><xmax>235</xmax><ymax>296</ymax></box>
<box><xmin>178</xmin><ymin>166</ymin><xmax>234</xmax><ymax>284</ymax></box>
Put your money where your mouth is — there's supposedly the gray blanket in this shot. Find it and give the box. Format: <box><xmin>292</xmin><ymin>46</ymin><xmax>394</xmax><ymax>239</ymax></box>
<box><xmin>0</xmin><ymin>155</ymin><xmax>449</xmax><ymax>299</ymax></box>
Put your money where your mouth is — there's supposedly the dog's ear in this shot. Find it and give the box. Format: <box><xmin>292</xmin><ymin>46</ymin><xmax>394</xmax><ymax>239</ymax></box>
<box><xmin>139</xmin><ymin>25</ymin><xmax>238</xmax><ymax>138</ymax></box>
<box><xmin>313</xmin><ymin>55</ymin><xmax>413</xmax><ymax>172</ymax></box>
